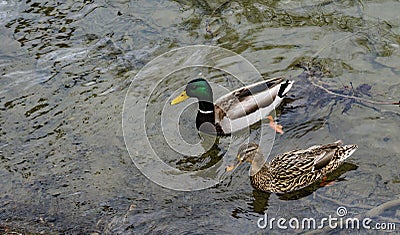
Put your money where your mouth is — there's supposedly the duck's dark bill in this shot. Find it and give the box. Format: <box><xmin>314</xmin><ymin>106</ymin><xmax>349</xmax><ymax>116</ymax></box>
<box><xmin>171</xmin><ymin>90</ymin><xmax>189</xmax><ymax>105</ymax></box>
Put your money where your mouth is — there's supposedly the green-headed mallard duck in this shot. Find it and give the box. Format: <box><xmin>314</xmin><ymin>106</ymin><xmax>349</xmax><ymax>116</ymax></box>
<box><xmin>170</xmin><ymin>77</ymin><xmax>294</xmax><ymax>135</ymax></box>
<box><xmin>233</xmin><ymin>140</ymin><xmax>358</xmax><ymax>193</ymax></box>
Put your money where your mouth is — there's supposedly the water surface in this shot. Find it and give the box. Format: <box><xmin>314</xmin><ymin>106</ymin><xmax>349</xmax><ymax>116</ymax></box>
<box><xmin>1</xmin><ymin>0</ymin><xmax>399</xmax><ymax>234</ymax></box>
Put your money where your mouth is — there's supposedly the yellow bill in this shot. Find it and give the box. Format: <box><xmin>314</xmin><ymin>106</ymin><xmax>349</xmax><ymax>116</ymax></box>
<box><xmin>171</xmin><ymin>90</ymin><xmax>189</xmax><ymax>105</ymax></box>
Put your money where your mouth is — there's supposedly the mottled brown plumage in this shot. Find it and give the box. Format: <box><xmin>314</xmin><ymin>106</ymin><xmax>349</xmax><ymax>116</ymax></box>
<box><xmin>235</xmin><ymin>140</ymin><xmax>358</xmax><ymax>193</ymax></box>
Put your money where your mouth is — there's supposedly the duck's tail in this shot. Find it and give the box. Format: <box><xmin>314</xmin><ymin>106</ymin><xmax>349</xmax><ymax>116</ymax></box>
<box><xmin>338</xmin><ymin>144</ymin><xmax>358</xmax><ymax>162</ymax></box>
<box><xmin>277</xmin><ymin>80</ymin><xmax>294</xmax><ymax>98</ymax></box>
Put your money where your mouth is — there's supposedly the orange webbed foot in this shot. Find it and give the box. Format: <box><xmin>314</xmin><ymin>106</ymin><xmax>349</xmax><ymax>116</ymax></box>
<box><xmin>320</xmin><ymin>176</ymin><xmax>335</xmax><ymax>187</ymax></box>
<box><xmin>267</xmin><ymin>116</ymin><xmax>284</xmax><ymax>134</ymax></box>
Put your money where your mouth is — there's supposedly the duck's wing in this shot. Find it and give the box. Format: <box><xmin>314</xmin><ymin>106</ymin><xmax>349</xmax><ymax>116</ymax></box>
<box><xmin>304</xmin><ymin>141</ymin><xmax>341</xmax><ymax>171</ymax></box>
<box><xmin>269</xmin><ymin>149</ymin><xmax>317</xmax><ymax>180</ymax></box>
<box><xmin>265</xmin><ymin>141</ymin><xmax>357</xmax><ymax>193</ymax></box>
<box><xmin>312</xmin><ymin>151</ymin><xmax>335</xmax><ymax>171</ymax></box>
<box><xmin>214</xmin><ymin>77</ymin><xmax>293</xmax><ymax>121</ymax></box>
<box><xmin>271</xmin><ymin>140</ymin><xmax>346</xmax><ymax>176</ymax></box>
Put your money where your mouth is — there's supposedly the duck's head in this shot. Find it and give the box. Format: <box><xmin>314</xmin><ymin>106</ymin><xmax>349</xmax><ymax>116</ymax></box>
<box><xmin>226</xmin><ymin>143</ymin><xmax>267</xmax><ymax>175</ymax></box>
<box><xmin>171</xmin><ymin>78</ymin><xmax>213</xmax><ymax>105</ymax></box>
<box><xmin>226</xmin><ymin>142</ymin><xmax>262</xmax><ymax>173</ymax></box>
<box><xmin>237</xmin><ymin>143</ymin><xmax>260</xmax><ymax>163</ymax></box>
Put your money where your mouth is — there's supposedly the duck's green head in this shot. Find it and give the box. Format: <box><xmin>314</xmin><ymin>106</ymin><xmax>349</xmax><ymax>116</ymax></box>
<box><xmin>171</xmin><ymin>78</ymin><xmax>213</xmax><ymax>105</ymax></box>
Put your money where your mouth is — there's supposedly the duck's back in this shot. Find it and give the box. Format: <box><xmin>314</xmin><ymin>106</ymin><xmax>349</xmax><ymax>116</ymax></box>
<box><xmin>250</xmin><ymin>141</ymin><xmax>351</xmax><ymax>193</ymax></box>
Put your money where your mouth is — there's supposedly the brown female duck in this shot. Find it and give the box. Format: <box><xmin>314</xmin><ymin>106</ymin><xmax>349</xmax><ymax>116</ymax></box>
<box><xmin>233</xmin><ymin>140</ymin><xmax>358</xmax><ymax>193</ymax></box>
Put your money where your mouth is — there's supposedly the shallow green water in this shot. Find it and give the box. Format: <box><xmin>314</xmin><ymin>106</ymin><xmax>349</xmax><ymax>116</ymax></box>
<box><xmin>0</xmin><ymin>0</ymin><xmax>399</xmax><ymax>234</ymax></box>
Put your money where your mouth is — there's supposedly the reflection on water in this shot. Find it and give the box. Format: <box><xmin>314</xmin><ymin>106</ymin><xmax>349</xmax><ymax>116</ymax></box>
<box><xmin>1</xmin><ymin>0</ymin><xmax>399</xmax><ymax>233</ymax></box>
